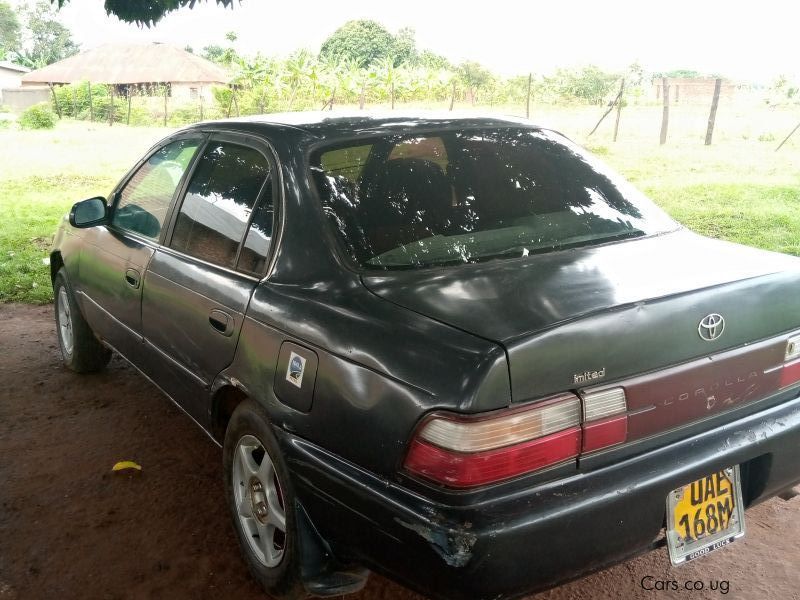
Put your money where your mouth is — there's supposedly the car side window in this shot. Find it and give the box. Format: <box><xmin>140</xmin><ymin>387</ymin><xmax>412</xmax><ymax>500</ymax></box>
<box><xmin>170</xmin><ymin>141</ymin><xmax>271</xmax><ymax>270</ymax></box>
<box><xmin>236</xmin><ymin>176</ymin><xmax>274</xmax><ymax>276</ymax></box>
<box><xmin>113</xmin><ymin>139</ymin><xmax>200</xmax><ymax>239</ymax></box>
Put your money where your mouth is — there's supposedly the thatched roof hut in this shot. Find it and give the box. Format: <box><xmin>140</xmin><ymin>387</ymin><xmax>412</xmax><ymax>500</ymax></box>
<box><xmin>21</xmin><ymin>43</ymin><xmax>229</xmax><ymax>101</ymax></box>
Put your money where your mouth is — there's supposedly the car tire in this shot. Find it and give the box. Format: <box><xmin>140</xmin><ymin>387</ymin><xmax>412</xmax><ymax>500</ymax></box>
<box><xmin>223</xmin><ymin>399</ymin><xmax>305</xmax><ymax>600</ymax></box>
<box><xmin>53</xmin><ymin>268</ymin><xmax>111</xmax><ymax>373</ymax></box>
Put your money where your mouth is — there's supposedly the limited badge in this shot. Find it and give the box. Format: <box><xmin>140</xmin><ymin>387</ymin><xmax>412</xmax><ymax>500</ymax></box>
<box><xmin>286</xmin><ymin>352</ymin><xmax>306</xmax><ymax>388</ymax></box>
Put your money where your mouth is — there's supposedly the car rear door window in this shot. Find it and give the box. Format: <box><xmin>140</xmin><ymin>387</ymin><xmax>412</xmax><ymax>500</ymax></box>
<box><xmin>236</xmin><ymin>178</ymin><xmax>275</xmax><ymax>276</ymax></box>
<box><xmin>170</xmin><ymin>142</ymin><xmax>271</xmax><ymax>270</ymax></box>
<box><xmin>113</xmin><ymin>139</ymin><xmax>200</xmax><ymax>240</ymax></box>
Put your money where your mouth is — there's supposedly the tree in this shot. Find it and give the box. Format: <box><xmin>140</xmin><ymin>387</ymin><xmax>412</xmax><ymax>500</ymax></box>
<box><xmin>0</xmin><ymin>1</ymin><xmax>20</xmax><ymax>60</ymax></box>
<box><xmin>418</xmin><ymin>49</ymin><xmax>451</xmax><ymax>70</ymax></box>
<box><xmin>392</xmin><ymin>27</ymin><xmax>417</xmax><ymax>66</ymax></box>
<box><xmin>319</xmin><ymin>19</ymin><xmax>394</xmax><ymax>69</ymax></box>
<box><xmin>17</xmin><ymin>1</ymin><xmax>79</xmax><ymax>68</ymax></box>
<box><xmin>200</xmin><ymin>31</ymin><xmax>239</xmax><ymax>66</ymax></box>
<box><xmin>50</xmin><ymin>0</ymin><xmax>236</xmax><ymax>27</ymax></box>
<box><xmin>457</xmin><ymin>61</ymin><xmax>492</xmax><ymax>104</ymax></box>
<box><xmin>546</xmin><ymin>65</ymin><xmax>618</xmax><ymax>105</ymax></box>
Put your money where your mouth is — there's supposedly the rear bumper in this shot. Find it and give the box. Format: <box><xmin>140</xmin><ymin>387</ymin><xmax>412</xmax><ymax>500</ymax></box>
<box><xmin>276</xmin><ymin>391</ymin><xmax>800</xmax><ymax>600</ymax></box>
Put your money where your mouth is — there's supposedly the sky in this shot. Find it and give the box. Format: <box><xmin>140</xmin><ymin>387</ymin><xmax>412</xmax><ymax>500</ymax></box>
<box><xmin>13</xmin><ymin>0</ymin><xmax>800</xmax><ymax>83</ymax></box>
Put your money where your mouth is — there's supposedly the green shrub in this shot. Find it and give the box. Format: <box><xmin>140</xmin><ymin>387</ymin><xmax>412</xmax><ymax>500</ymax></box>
<box><xmin>758</xmin><ymin>132</ymin><xmax>776</xmax><ymax>142</ymax></box>
<box><xmin>167</xmin><ymin>104</ymin><xmax>201</xmax><ymax>127</ymax></box>
<box><xmin>19</xmin><ymin>103</ymin><xmax>57</xmax><ymax>130</ymax></box>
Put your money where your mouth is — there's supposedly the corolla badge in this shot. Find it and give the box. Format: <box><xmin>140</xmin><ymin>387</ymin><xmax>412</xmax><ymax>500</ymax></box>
<box><xmin>286</xmin><ymin>352</ymin><xmax>307</xmax><ymax>388</ymax></box>
<box><xmin>698</xmin><ymin>314</ymin><xmax>725</xmax><ymax>341</ymax></box>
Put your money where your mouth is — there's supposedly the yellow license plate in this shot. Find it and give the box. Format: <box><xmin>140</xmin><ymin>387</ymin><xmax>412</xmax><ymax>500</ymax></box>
<box><xmin>666</xmin><ymin>466</ymin><xmax>746</xmax><ymax>565</ymax></box>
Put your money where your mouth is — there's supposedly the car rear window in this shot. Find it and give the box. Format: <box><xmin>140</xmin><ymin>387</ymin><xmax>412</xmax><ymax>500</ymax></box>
<box><xmin>311</xmin><ymin>128</ymin><xmax>678</xmax><ymax>269</ymax></box>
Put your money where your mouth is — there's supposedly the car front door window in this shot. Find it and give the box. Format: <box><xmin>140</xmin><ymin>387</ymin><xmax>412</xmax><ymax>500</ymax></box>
<box><xmin>113</xmin><ymin>139</ymin><xmax>200</xmax><ymax>240</ymax></box>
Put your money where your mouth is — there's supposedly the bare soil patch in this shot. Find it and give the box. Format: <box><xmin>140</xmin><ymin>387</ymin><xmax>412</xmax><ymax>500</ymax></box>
<box><xmin>1</xmin><ymin>304</ymin><xmax>798</xmax><ymax>600</ymax></box>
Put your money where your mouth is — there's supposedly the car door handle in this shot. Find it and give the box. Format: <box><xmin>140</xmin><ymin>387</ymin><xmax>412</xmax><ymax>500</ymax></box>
<box><xmin>125</xmin><ymin>268</ymin><xmax>141</xmax><ymax>289</ymax></box>
<box><xmin>209</xmin><ymin>309</ymin><xmax>234</xmax><ymax>337</ymax></box>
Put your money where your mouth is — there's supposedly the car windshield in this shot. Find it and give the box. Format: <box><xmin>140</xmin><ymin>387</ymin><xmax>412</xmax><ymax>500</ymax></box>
<box><xmin>311</xmin><ymin>127</ymin><xmax>678</xmax><ymax>269</ymax></box>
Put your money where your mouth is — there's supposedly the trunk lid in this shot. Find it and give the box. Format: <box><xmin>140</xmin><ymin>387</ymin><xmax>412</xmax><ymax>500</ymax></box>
<box><xmin>362</xmin><ymin>230</ymin><xmax>800</xmax><ymax>403</ymax></box>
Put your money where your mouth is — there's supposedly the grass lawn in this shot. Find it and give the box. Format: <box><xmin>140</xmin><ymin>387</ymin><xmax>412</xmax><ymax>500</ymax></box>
<box><xmin>1</xmin><ymin>104</ymin><xmax>799</xmax><ymax>304</ymax></box>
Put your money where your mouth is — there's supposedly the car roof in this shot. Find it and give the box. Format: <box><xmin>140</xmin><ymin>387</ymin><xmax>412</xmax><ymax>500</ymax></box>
<box><xmin>188</xmin><ymin>111</ymin><xmax>544</xmax><ymax>140</ymax></box>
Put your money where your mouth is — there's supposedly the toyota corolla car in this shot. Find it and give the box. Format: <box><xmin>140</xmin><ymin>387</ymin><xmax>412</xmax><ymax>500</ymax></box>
<box><xmin>50</xmin><ymin>113</ymin><xmax>800</xmax><ymax>600</ymax></box>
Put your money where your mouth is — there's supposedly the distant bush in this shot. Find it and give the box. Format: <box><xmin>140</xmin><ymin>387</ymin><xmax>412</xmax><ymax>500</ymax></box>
<box><xmin>758</xmin><ymin>132</ymin><xmax>776</xmax><ymax>142</ymax></box>
<box><xmin>19</xmin><ymin>103</ymin><xmax>57</xmax><ymax>130</ymax></box>
<box><xmin>0</xmin><ymin>104</ymin><xmax>10</xmax><ymax>113</ymax></box>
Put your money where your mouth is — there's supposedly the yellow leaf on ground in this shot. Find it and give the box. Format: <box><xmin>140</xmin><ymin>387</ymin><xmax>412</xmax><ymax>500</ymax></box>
<box><xmin>112</xmin><ymin>461</ymin><xmax>142</xmax><ymax>472</ymax></box>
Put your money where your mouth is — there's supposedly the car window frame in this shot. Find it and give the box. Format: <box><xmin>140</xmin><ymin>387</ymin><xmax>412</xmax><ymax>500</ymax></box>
<box><xmin>161</xmin><ymin>130</ymin><xmax>282</xmax><ymax>281</ymax></box>
<box><xmin>107</xmin><ymin>131</ymin><xmax>208</xmax><ymax>247</ymax></box>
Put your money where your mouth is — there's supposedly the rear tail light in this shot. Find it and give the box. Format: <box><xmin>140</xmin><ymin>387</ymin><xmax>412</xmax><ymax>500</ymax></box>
<box><xmin>580</xmin><ymin>387</ymin><xmax>628</xmax><ymax>452</ymax></box>
<box><xmin>404</xmin><ymin>387</ymin><xmax>631</xmax><ymax>489</ymax></box>
<box><xmin>779</xmin><ymin>359</ymin><xmax>800</xmax><ymax>388</ymax></box>
<box><xmin>777</xmin><ymin>335</ymin><xmax>800</xmax><ymax>389</ymax></box>
<box><xmin>404</xmin><ymin>394</ymin><xmax>581</xmax><ymax>488</ymax></box>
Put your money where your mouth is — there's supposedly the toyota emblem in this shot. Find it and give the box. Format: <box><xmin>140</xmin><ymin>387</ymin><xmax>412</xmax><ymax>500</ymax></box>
<box><xmin>698</xmin><ymin>313</ymin><xmax>725</xmax><ymax>341</ymax></box>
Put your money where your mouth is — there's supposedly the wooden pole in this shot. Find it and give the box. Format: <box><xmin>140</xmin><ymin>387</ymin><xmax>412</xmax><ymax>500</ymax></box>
<box><xmin>776</xmin><ymin>121</ymin><xmax>800</xmax><ymax>152</ymax></box>
<box><xmin>390</xmin><ymin>81</ymin><xmax>395</xmax><ymax>109</ymax></box>
<box><xmin>163</xmin><ymin>85</ymin><xmax>168</xmax><ymax>127</ymax></box>
<box><xmin>233</xmin><ymin>91</ymin><xmax>239</xmax><ymax>117</ymax></box>
<box><xmin>359</xmin><ymin>80</ymin><xmax>366</xmax><ymax>110</ymax></box>
<box><xmin>200</xmin><ymin>89</ymin><xmax>204</xmax><ymax>121</ymax></box>
<box><xmin>88</xmin><ymin>81</ymin><xmax>94</xmax><ymax>122</ymax></box>
<box><xmin>525</xmin><ymin>73</ymin><xmax>532</xmax><ymax>119</ymax></box>
<box><xmin>588</xmin><ymin>81</ymin><xmax>624</xmax><ymax>137</ymax></box>
<box><xmin>71</xmin><ymin>86</ymin><xmax>77</xmax><ymax>117</ymax></box>
<box><xmin>613</xmin><ymin>78</ymin><xmax>625</xmax><ymax>142</ymax></box>
<box><xmin>449</xmin><ymin>80</ymin><xmax>456</xmax><ymax>111</ymax></box>
<box><xmin>226</xmin><ymin>90</ymin><xmax>233</xmax><ymax>117</ymax></box>
<box><xmin>659</xmin><ymin>77</ymin><xmax>669</xmax><ymax>145</ymax></box>
<box><xmin>108</xmin><ymin>85</ymin><xmax>114</xmax><ymax>126</ymax></box>
<box><xmin>126</xmin><ymin>88</ymin><xmax>132</xmax><ymax>125</ymax></box>
<box><xmin>704</xmin><ymin>78</ymin><xmax>722</xmax><ymax>146</ymax></box>
<box><xmin>48</xmin><ymin>83</ymin><xmax>61</xmax><ymax>118</ymax></box>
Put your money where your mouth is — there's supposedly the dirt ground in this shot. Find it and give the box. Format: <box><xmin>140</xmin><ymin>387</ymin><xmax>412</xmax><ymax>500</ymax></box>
<box><xmin>1</xmin><ymin>303</ymin><xmax>799</xmax><ymax>600</ymax></box>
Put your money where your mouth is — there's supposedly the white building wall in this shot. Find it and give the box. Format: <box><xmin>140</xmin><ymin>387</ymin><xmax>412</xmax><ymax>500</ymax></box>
<box><xmin>0</xmin><ymin>67</ymin><xmax>24</xmax><ymax>89</ymax></box>
<box><xmin>171</xmin><ymin>82</ymin><xmax>219</xmax><ymax>103</ymax></box>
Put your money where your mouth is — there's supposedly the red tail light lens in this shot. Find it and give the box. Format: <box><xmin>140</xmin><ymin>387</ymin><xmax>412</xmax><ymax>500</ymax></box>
<box><xmin>779</xmin><ymin>358</ymin><xmax>800</xmax><ymax>389</ymax></box>
<box><xmin>403</xmin><ymin>394</ymin><xmax>581</xmax><ymax>488</ymax></box>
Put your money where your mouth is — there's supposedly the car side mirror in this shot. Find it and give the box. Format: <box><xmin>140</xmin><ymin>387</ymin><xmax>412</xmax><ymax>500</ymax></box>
<box><xmin>69</xmin><ymin>197</ymin><xmax>108</xmax><ymax>228</ymax></box>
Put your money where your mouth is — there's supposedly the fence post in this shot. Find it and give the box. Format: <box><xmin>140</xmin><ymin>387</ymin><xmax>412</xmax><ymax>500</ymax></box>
<box><xmin>126</xmin><ymin>88</ymin><xmax>132</xmax><ymax>125</ymax></box>
<box><xmin>200</xmin><ymin>90</ymin><xmax>204</xmax><ymax>121</ymax></box>
<box><xmin>525</xmin><ymin>73</ymin><xmax>532</xmax><ymax>119</ymax></box>
<box><xmin>613</xmin><ymin>78</ymin><xmax>625</xmax><ymax>142</ymax></box>
<box><xmin>108</xmin><ymin>85</ymin><xmax>114</xmax><ymax>127</ymax></box>
<box><xmin>776</xmin><ymin>122</ymin><xmax>800</xmax><ymax>152</ymax></box>
<box><xmin>88</xmin><ymin>81</ymin><xmax>94</xmax><ymax>122</ymax></box>
<box><xmin>163</xmin><ymin>85</ymin><xmax>168</xmax><ymax>127</ymax></box>
<box><xmin>449</xmin><ymin>80</ymin><xmax>456</xmax><ymax>111</ymax></box>
<box><xmin>659</xmin><ymin>77</ymin><xmax>669</xmax><ymax>145</ymax></box>
<box><xmin>704</xmin><ymin>78</ymin><xmax>722</xmax><ymax>146</ymax></box>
